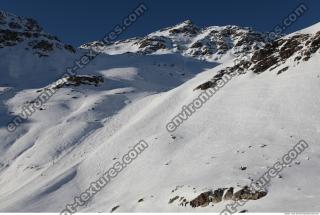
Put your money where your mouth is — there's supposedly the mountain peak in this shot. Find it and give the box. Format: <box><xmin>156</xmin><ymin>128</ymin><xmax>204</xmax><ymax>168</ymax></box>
<box><xmin>164</xmin><ymin>19</ymin><xmax>200</xmax><ymax>36</ymax></box>
<box><xmin>82</xmin><ymin>20</ymin><xmax>272</xmax><ymax>62</ymax></box>
<box><xmin>0</xmin><ymin>14</ymin><xmax>43</xmax><ymax>34</ymax></box>
<box><xmin>181</xmin><ymin>19</ymin><xmax>193</xmax><ymax>25</ymax></box>
<box><xmin>0</xmin><ymin>10</ymin><xmax>76</xmax><ymax>56</ymax></box>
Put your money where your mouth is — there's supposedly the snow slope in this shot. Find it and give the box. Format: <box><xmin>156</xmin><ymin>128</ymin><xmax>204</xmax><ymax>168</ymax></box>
<box><xmin>0</xmin><ymin>10</ymin><xmax>320</xmax><ymax>213</ymax></box>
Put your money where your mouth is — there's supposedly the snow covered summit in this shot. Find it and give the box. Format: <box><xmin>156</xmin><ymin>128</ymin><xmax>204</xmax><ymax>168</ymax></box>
<box><xmin>81</xmin><ymin>20</ymin><xmax>274</xmax><ymax>62</ymax></box>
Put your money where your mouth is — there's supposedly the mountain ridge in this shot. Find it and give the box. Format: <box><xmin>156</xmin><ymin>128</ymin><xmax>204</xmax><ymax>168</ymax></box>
<box><xmin>80</xmin><ymin>19</ymin><xmax>277</xmax><ymax>62</ymax></box>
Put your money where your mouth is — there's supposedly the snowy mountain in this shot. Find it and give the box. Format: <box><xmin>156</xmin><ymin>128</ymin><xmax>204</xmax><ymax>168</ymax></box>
<box><xmin>0</xmin><ymin>10</ymin><xmax>75</xmax><ymax>54</ymax></box>
<box><xmin>81</xmin><ymin>20</ymin><xmax>274</xmax><ymax>62</ymax></box>
<box><xmin>0</xmin><ymin>10</ymin><xmax>76</xmax><ymax>88</ymax></box>
<box><xmin>0</xmin><ymin>10</ymin><xmax>320</xmax><ymax>213</ymax></box>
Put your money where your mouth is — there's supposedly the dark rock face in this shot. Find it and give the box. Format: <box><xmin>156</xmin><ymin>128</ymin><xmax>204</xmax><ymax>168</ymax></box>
<box><xmin>110</xmin><ymin>205</ymin><xmax>120</xmax><ymax>213</ymax></box>
<box><xmin>193</xmin><ymin>60</ymin><xmax>250</xmax><ymax>91</ymax></box>
<box><xmin>194</xmin><ymin>81</ymin><xmax>215</xmax><ymax>90</ymax></box>
<box><xmin>64</xmin><ymin>44</ymin><xmax>76</xmax><ymax>53</ymax></box>
<box><xmin>194</xmin><ymin>31</ymin><xmax>320</xmax><ymax>90</ymax></box>
<box><xmin>252</xmin><ymin>55</ymin><xmax>278</xmax><ymax>74</ymax></box>
<box><xmin>32</xmin><ymin>40</ymin><xmax>53</xmax><ymax>52</ymax></box>
<box><xmin>235</xmin><ymin>31</ymin><xmax>266</xmax><ymax>47</ymax></box>
<box><xmin>168</xmin><ymin>196</ymin><xmax>179</xmax><ymax>204</ymax></box>
<box><xmin>136</xmin><ymin>36</ymin><xmax>169</xmax><ymax>53</ymax></box>
<box><xmin>0</xmin><ymin>29</ymin><xmax>22</xmax><ymax>46</ymax></box>
<box><xmin>188</xmin><ymin>25</ymin><xmax>271</xmax><ymax>58</ymax></box>
<box><xmin>223</xmin><ymin>187</ymin><xmax>234</xmax><ymax>200</ymax></box>
<box><xmin>190</xmin><ymin>191</ymin><xmax>213</xmax><ymax>207</ymax></box>
<box><xmin>0</xmin><ymin>10</ymin><xmax>76</xmax><ymax>56</ymax></box>
<box><xmin>210</xmin><ymin>188</ymin><xmax>225</xmax><ymax>203</ymax></box>
<box><xmin>279</xmin><ymin>35</ymin><xmax>305</xmax><ymax>60</ymax></box>
<box><xmin>8</xmin><ymin>21</ymin><xmax>22</xmax><ymax>29</ymax></box>
<box><xmin>251</xmin><ymin>41</ymin><xmax>280</xmax><ymax>63</ymax></box>
<box><xmin>168</xmin><ymin>20</ymin><xmax>200</xmax><ymax>35</ymax></box>
<box><xmin>25</xmin><ymin>18</ymin><xmax>42</xmax><ymax>32</ymax></box>
<box><xmin>250</xmin><ymin>32</ymin><xmax>320</xmax><ymax>74</ymax></box>
<box><xmin>54</xmin><ymin>75</ymin><xmax>104</xmax><ymax>89</ymax></box>
<box><xmin>188</xmin><ymin>186</ymin><xmax>267</xmax><ymax>208</ymax></box>
<box><xmin>303</xmin><ymin>31</ymin><xmax>320</xmax><ymax>61</ymax></box>
<box><xmin>190</xmin><ymin>41</ymin><xmax>203</xmax><ymax>48</ymax></box>
<box><xmin>232</xmin><ymin>186</ymin><xmax>267</xmax><ymax>201</ymax></box>
<box><xmin>277</xmin><ymin>66</ymin><xmax>289</xmax><ymax>75</ymax></box>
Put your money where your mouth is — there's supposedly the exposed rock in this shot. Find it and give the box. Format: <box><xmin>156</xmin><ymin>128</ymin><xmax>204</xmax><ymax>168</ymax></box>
<box><xmin>194</xmin><ymin>81</ymin><xmax>215</xmax><ymax>90</ymax></box>
<box><xmin>169</xmin><ymin>196</ymin><xmax>179</xmax><ymax>204</ymax></box>
<box><xmin>310</xmin><ymin>31</ymin><xmax>320</xmax><ymax>53</ymax></box>
<box><xmin>179</xmin><ymin>198</ymin><xmax>189</xmax><ymax>207</ymax></box>
<box><xmin>279</xmin><ymin>35</ymin><xmax>305</xmax><ymax>60</ymax></box>
<box><xmin>169</xmin><ymin>20</ymin><xmax>199</xmax><ymax>35</ymax></box>
<box><xmin>194</xmin><ymin>65</ymin><xmax>238</xmax><ymax>90</ymax></box>
<box><xmin>210</xmin><ymin>188</ymin><xmax>225</xmax><ymax>203</ymax></box>
<box><xmin>64</xmin><ymin>44</ymin><xmax>76</xmax><ymax>53</ymax></box>
<box><xmin>240</xmin><ymin>166</ymin><xmax>247</xmax><ymax>171</ymax></box>
<box><xmin>252</xmin><ymin>55</ymin><xmax>278</xmax><ymax>74</ymax></box>
<box><xmin>190</xmin><ymin>41</ymin><xmax>203</xmax><ymax>48</ymax></box>
<box><xmin>8</xmin><ymin>22</ymin><xmax>22</xmax><ymax>29</ymax></box>
<box><xmin>0</xmin><ymin>10</ymin><xmax>76</xmax><ymax>56</ymax></box>
<box><xmin>25</xmin><ymin>18</ymin><xmax>42</xmax><ymax>32</ymax></box>
<box><xmin>303</xmin><ymin>31</ymin><xmax>320</xmax><ymax>60</ymax></box>
<box><xmin>249</xmin><ymin>32</ymin><xmax>319</xmax><ymax>74</ymax></box>
<box><xmin>32</xmin><ymin>40</ymin><xmax>53</xmax><ymax>52</ymax></box>
<box><xmin>54</xmin><ymin>75</ymin><xmax>104</xmax><ymax>89</ymax></box>
<box><xmin>184</xmin><ymin>185</ymin><xmax>267</xmax><ymax>208</ymax></box>
<box><xmin>232</xmin><ymin>186</ymin><xmax>267</xmax><ymax>201</ymax></box>
<box><xmin>110</xmin><ymin>205</ymin><xmax>120</xmax><ymax>213</ymax></box>
<box><xmin>190</xmin><ymin>191</ymin><xmax>212</xmax><ymax>207</ymax></box>
<box><xmin>223</xmin><ymin>187</ymin><xmax>234</xmax><ymax>200</ymax></box>
<box><xmin>0</xmin><ymin>29</ymin><xmax>22</xmax><ymax>46</ymax></box>
<box><xmin>136</xmin><ymin>36</ymin><xmax>168</xmax><ymax>53</ymax></box>
<box><xmin>277</xmin><ymin>66</ymin><xmax>289</xmax><ymax>75</ymax></box>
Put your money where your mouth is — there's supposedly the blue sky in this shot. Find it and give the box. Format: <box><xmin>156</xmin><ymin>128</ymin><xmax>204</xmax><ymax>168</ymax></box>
<box><xmin>0</xmin><ymin>0</ymin><xmax>319</xmax><ymax>46</ymax></box>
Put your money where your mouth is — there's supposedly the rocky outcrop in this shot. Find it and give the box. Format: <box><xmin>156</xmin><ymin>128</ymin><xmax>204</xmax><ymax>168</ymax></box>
<box><xmin>232</xmin><ymin>186</ymin><xmax>267</xmax><ymax>201</ymax></box>
<box><xmin>135</xmin><ymin>36</ymin><xmax>170</xmax><ymax>53</ymax></box>
<box><xmin>187</xmin><ymin>26</ymin><xmax>270</xmax><ymax>58</ymax></box>
<box><xmin>250</xmin><ymin>32</ymin><xmax>320</xmax><ymax>74</ymax></box>
<box><xmin>0</xmin><ymin>10</ymin><xmax>76</xmax><ymax>56</ymax></box>
<box><xmin>189</xmin><ymin>191</ymin><xmax>213</xmax><ymax>207</ymax></box>
<box><xmin>188</xmin><ymin>186</ymin><xmax>267</xmax><ymax>208</ymax></box>
<box><xmin>194</xmin><ymin>59</ymin><xmax>250</xmax><ymax>90</ymax></box>
<box><xmin>194</xmin><ymin>30</ymin><xmax>320</xmax><ymax>91</ymax></box>
<box><xmin>223</xmin><ymin>187</ymin><xmax>234</xmax><ymax>200</ymax></box>
<box><xmin>168</xmin><ymin>20</ymin><xmax>200</xmax><ymax>35</ymax></box>
<box><xmin>54</xmin><ymin>75</ymin><xmax>104</xmax><ymax>89</ymax></box>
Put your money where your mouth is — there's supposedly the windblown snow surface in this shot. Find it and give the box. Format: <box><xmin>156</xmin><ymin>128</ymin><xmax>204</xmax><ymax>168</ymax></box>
<box><xmin>0</xmin><ymin>14</ymin><xmax>320</xmax><ymax>213</ymax></box>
